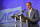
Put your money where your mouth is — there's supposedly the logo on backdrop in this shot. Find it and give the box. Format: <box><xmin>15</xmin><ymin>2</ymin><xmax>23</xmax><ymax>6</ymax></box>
<box><xmin>0</xmin><ymin>6</ymin><xmax>22</xmax><ymax>24</ymax></box>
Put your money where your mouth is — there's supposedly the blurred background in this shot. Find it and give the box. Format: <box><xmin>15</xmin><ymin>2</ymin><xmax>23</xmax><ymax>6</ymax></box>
<box><xmin>0</xmin><ymin>0</ymin><xmax>40</xmax><ymax>27</ymax></box>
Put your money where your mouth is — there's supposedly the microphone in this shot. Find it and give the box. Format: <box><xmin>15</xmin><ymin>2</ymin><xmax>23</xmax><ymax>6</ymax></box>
<box><xmin>14</xmin><ymin>9</ymin><xmax>26</xmax><ymax>15</ymax></box>
<box><xmin>22</xmin><ymin>9</ymin><xmax>26</xmax><ymax>13</ymax></box>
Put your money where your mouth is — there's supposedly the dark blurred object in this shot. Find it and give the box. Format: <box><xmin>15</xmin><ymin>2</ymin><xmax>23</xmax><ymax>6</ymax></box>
<box><xmin>22</xmin><ymin>9</ymin><xmax>26</xmax><ymax>13</ymax></box>
<box><xmin>11</xmin><ymin>15</ymin><xmax>20</xmax><ymax>20</ymax></box>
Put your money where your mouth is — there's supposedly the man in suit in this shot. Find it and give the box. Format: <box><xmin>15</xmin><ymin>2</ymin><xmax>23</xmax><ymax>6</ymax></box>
<box><xmin>26</xmin><ymin>2</ymin><xmax>39</xmax><ymax>27</ymax></box>
<box><xmin>11</xmin><ymin>2</ymin><xmax>39</xmax><ymax>27</ymax></box>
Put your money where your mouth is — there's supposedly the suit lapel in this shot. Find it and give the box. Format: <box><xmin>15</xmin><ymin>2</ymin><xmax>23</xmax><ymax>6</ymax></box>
<box><xmin>30</xmin><ymin>9</ymin><xmax>34</xmax><ymax>18</ymax></box>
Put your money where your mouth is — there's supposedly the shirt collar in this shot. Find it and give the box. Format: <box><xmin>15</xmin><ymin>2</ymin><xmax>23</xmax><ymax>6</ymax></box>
<box><xmin>28</xmin><ymin>8</ymin><xmax>32</xmax><ymax>12</ymax></box>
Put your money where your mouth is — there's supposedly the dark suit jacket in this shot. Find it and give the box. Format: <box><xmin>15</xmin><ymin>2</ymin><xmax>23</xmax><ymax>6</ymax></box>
<box><xmin>26</xmin><ymin>8</ymin><xmax>39</xmax><ymax>27</ymax></box>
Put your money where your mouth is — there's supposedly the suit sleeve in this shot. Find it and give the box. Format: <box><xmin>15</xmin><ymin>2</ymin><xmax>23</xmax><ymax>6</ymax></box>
<box><xmin>28</xmin><ymin>10</ymin><xmax>39</xmax><ymax>23</ymax></box>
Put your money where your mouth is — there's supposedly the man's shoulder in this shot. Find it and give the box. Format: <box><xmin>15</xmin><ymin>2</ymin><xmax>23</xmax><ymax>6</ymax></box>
<box><xmin>32</xmin><ymin>8</ymin><xmax>38</xmax><ymax>11</ymax></box>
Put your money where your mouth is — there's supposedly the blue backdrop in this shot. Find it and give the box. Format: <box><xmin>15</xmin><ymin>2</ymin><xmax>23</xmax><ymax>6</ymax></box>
<box><xmin>0</xmin><ymin>0</ymin><xmax>40</xmax><ymax>27</ymax></box>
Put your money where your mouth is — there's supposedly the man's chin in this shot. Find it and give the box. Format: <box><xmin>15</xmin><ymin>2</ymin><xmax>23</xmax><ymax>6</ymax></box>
<box><xmin>27</xmin><ymin>8</ymin><xmax>31</xmax><ymax>10</ymax></box>
<box><xmin>27</xmin><ymin>8</ymin><xmax>30</xmax><ymax>10</ymax></box>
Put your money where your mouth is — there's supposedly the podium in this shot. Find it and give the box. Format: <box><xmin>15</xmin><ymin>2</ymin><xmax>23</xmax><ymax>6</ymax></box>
<box><xmin>11</xmin><ymin>14</ymin><xmax>28</xmax><ymax>27</ymax></box>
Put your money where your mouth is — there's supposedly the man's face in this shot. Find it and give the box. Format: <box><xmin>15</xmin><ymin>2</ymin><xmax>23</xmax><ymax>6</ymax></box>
<box><xmin>26</xmin><ymin>3</ymin><xmax>32</xmax><ymax>10</ymax></box>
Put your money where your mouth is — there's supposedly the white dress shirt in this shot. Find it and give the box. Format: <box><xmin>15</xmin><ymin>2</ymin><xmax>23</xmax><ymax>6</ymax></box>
<box><xmin>28</xmin><ymin>8</ymin><xmax>32</xmax><ymax>18</ymax></box>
